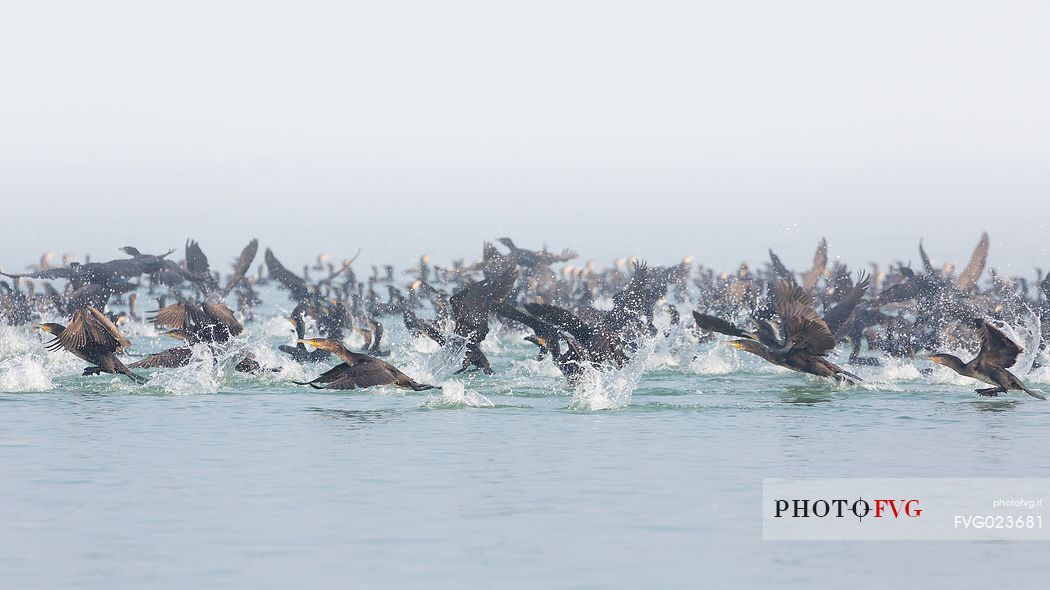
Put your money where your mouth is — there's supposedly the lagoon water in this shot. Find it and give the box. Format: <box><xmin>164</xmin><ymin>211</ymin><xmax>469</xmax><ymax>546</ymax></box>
<box><xmin>2</xmin><ymin>294</ymin><xmax>1048</xmax><ymax>588</ymax></box>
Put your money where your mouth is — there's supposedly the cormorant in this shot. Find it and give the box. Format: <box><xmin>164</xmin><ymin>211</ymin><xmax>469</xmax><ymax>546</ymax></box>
<box><xmin>35</xmin><ymin>306</ymin><xmax>145</xmax><ymax>382</ymax></box>
<box><xmin>150</xmin><ymin>301</ymin><xmax>243</xmax><ymax>344</ymax></box>
<box><xmin>293</xmin><ymin>338</ymin><xmax>438</xmax><ymax>391</ymax></box>
<box><xmin>694</xmin><ymin>281</ymin><xmax>863</xmax><ymax>383</ymax></box>
<box><xmin>128</xmin><ymin>329</ymin><xmax>195</xmax><ymax>369</ymax></box>
<box><xmin>928</xmin><ymin>319</ymin><xmax>1044</xmax><ymax>399</ymax></box>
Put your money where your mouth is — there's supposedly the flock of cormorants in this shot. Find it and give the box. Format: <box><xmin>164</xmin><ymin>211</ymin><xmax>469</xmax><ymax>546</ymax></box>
<box><xmin>1</xmin><ymin>233</ymin><xmax>1046</xmax><ymax>400</ymax></box>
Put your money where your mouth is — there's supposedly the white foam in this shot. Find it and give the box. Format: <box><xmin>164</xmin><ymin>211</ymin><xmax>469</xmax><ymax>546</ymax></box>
<box><xmin>567</xmin><ymin>336</ymin><xmax>657</xmax><ymax>411</ymax></box>
<box><xmin>688</xmin><ymin>342</ymin><xmax>742</xmax><ymax>375</ymax></box>
<box><xmin>420</xmin><ymin>380</ymin><xmax>494</xmax><ymax>408</ymax></box>
<box><xmin>141</xmin><ymin>344</ymin><xmax>223</xmax><ymax>395</ymax></box>
<box><xmin>0</xmin><ymin>354</ymin><xmax>55</xmax><ymax>391</ymax></box>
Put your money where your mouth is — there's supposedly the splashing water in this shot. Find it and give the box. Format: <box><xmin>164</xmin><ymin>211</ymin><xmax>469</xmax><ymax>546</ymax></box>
<box><xmin>568</xmin><ymin>335</ymin><xmax>658</xmax><ymax>411</ymax></box>
<box><xmin>0</xmin><ymin>354</ymin><xmax>55</xmax><ymax>391</ymax></box>
<box><xmin>688</xmin><ymin>342</ymin><xmax>743</xmax><ymax>375</ymax></box>
<box><xmin>420</xmin><ymin>380</ymin><xmax>494</xmax><ymax>408</ymax></box>
<box><xmin>996</xmin><ymin>309</ymin><xmax>1041</xmax><ymax>376</ymax></box>
<box><xmin>141</xmin><ymin>344</ymin><xmax>224</xmax><ymax>395</ymax></box>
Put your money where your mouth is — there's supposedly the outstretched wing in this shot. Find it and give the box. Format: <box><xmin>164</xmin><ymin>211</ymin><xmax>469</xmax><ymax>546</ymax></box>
<box><xmin>776</xmin><ymin>300</ymin><xmax>835</xmax><ymax>356</ymax></box>
<box><xmin>801</xmin><ymin>238</ymin><xmax>827</xmax><ymax>291</ymax></box>
<box><xmin>50</xmin><ymin>307</ymin><xmax>130</xmax><ymax>354</ymax></box>
<box><xmin>202</xmin><ymin>301</ymin><xmax>244</xmax><ymax>336</ymax></box>
<box><xmin>975</xmin><ymin>319</ymin><xmax>1022</xmax><ymax>368</ymax></box>
<box><xmin>768</xmin><ymin>249</ymin><xmax>795</xmax><ymax>282</ymax></box>
<box><xmin>265</xmin><ymin>248</ymin><xmax>309</xmax><ymax>301</ymax></box>
<box><xmin>495</xmin><ymin>303</ymin><xmax>556</xmax><ymax>336</ymax></box>
<box><xmin>85</xmin><ymin>306</ymin><xmax>132</xmax><ymax>352</ymax></box>
<box><xmin>775</xmin><ymin>280</ymin><xmax>814</xmax><ymax>308</ymax></box>
<box><xmin>129</xmin><ymin>347</ymin><xmax>193</xmax><ymax>368</ymax></box>
<box><xmin>691</xmin><ymin>311</ymin><xmax>752</xmax><ymax>339</ymax></box>
<box><xmin>822</xmin><ymin>272</ymin><xmax>870</xmax><ymax>336</ymax></box>
<box><xmin>1</xmin><ymin>267</ymin><xmax>74</xmax><ymax>280</ymax></box>
<box><xmin>185</xmin><ymin>240</ymin><xmax>211</xmax><ymax>276</ymax></box>
<box><xmin>325</xmin><ymin>362</ymin><xmax>398</xmax><ymax>389</ymax></box>
<box><xmin>524</xmin><ymin>303</ymin><xmax>594</xmax><ymax>344</ymax></box>
<box><xmin>151</xmin><ymin>302</ymin><xmax>208</xmax><ymax>331</ymax></box>
<box><xmin>956</xmin><ymin>232</ymin><xmax>989</xmax><ymax>292</ymax></box>
<box><xmin>220</xmin><ymin>238</ymin><xmax>259</xmax><ymax>298</ymax></box>
<box><xmin>918</xmin><ymin>239</ymin><xmax>936</xmax><ymax>274</ymax></box>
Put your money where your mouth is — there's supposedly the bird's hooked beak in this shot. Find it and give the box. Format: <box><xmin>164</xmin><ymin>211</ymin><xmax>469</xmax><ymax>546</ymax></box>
<box><xmin>729</xmin><ymin>341</ymin><xmax>745</xmax><ymax>349</ymax></box>
<box><xmin>298</xmin><ymin>338</ymin><xmax>321</xmax><ymax>348</ymax></box>
<box><xmin>926</xmin><ymin>355</ymin><xmax>943</xmax><ymax>365</ymax></box>
<box><xmin>33</xmin><ymin>323</ymin><xmax>49</xmax><ymax>334</ymax></box>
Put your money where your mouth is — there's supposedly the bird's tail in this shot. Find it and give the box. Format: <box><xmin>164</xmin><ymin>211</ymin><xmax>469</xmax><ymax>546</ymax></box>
<box><xmin>1021</xmin><ymin>385</ymin><xmax>1046</xmax><ymax>400</ymax></box>
<box><xmin>837</xmin><ymin>369</ymin><xmax>863</xmax><ymax>384</ymax></box>
<box><xmin>292</xmin><ymin>380</ymin><xmax>326</xmax><ymax>389</ymax></box>
<box><xmin>122</xmin><ymin>368</ymin><xmax>147</xmax><ymax>384</ymax></box>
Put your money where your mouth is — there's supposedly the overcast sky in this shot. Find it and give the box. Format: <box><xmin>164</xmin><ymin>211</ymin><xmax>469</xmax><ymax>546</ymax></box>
<box><xmin>2</xmin><ymin>1</ymin><xmax>1047</xmax><ymax>275</ymax></box>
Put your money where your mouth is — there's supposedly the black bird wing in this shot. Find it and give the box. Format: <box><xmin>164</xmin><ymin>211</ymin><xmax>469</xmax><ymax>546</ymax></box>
<box><xmin>1</xmin><ymin>267</ymin><xmax>74</xmax><ymax>280</ymax></box>
<box><xmin>919</xmin><ymin>239</ymin><xmax>936</xmax><ymax>274</ymax></box>
<box><xmin>776</xmin><ymin>300</ymin><xmax>836</xmax><ymax>357</ymax></box>
<box><xmin>403</xmin><ymin>308</ymin><xmax>447</xmax><ymax>346</ymax></box>
<box><xmin>552</xmin><ymin>248</ymin><xmax>578</xmax><ymax>262</ymax></box>
<box><xmin>494</xmin><ymin>303</ymin><xmax>556</xmax><ymax>336</ymax></box>
<box><xmin>67</xmin><ymin>283</ymin><xmax>110</xmax><ymax>311</ymax></box>
<box><xmin>524</xmin><ymin>303</ymin><xmax>594</xmax><ymax>344</ymax></box>
<box><xmin>326</xmin><ymin>361</ymin><xmax>399</xmax><ymax>389</ymax></box>
<box><xmin>753</xmin><ymin>318</ymin><xmax>785</xmax><ymax>349</ymax></box>
<box><xmin>691</xmin><ymin>311</ymin><xmax>752</xmax><ymax>339</ymax></box>
<box><xmin>265</xmin><ymin>249</ymin><xmax>309</xmax><ymax>301</ymax></box>
<box><xmin>49</xmin><ymin>307</ymin><xmax>131</xmax><ymax>355</ymax></box>
<box><xmin>450</xmin><ymin>286</ymin><xmax>488</xmax><ymax>343</ymax></box>
<box><xmin>775</xmin><ymin>280</ymin><xmax>815</xmax><ymax>308</ymax></box>
<box><xmin>822</xmin><ymin>272</ymin><xmax>870</xmax><ymax>336</ymax></box>
<box><xmin>768</xmin><ymin>249</ymin><xmax>795</xmax><ymax>282</ymax></box>
<box><xmin>450</xmin><ymin>265</ymin><xmax>518</xmax><ymax>344</ymax></box>
<box><xmin>202</xmin><ymin>301</ymin><xmax>244</xmax><ymax>336</ymax></box>
<box><xmin>291</xmin><ymin>313</ymin><xmax>307</xmax><ymax>340</ymax></box>
<box><xmin>975</xmin><ymin>319</ymin><xmax>1022</xmax><ymax>369</ymax></box>
<box><xmin>296</xmin><ymin>362</ymin><xmax>353</xmax><ymax>387</ymax></box>
<box><xmin>220</xmin><ymin>238</ymin><xmax>259</xmax><ymax>298</ymax></box>
<box><xmin>956</xmin><ymin>232</ymin><xmax>989</xmax><ymax>293</ymax></box>
<box><xmin>129</xmin><ymin>346</ymin><xmax>193</xmax><ymax>368</ymax></box>
<box><xmin>151</xmin><ymin>302</ymin><xmax>208</xmax><ymax>331</ymax></box>
<box><xmin>185</xmin><ymin>240</ymin><xmax>211</xmax><ymax>277</ymax></box>
<box><xmin>482</xmin><ymin>242</ymin><xmax>504</xmax><ymax>263</ymax></box>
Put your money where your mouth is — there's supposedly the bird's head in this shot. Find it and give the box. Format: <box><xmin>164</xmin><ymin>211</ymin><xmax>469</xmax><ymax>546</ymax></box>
<box><xmin>926</xmin><ymin>353</ymin><xmax>965</xmax><ymax>371</ymax></box>
<box><xmin>34</xmin><ymin>323</ymin><xmax>64</xmax><ymax>335</ymax></box>
<box><xmin>729</xmin><ymin>339</ymin><xmax>764</xmax><ymax>355</ymax></box>
<box><xmin>162</xmin><ymin>329</ymin><xmax>195</xmax><ymax>342</ymax></box>
<box><xmin>524</xmin><ymin>335</ymin><xmax>551</xmax><ymax>360</ymax></box>
<box><xmin>298</xmin><ymin>338</ymin><xmax>340</xmax><ymax>353</ymax></box>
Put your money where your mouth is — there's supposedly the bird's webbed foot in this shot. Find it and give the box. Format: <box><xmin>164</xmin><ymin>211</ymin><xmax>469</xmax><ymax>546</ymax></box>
<box><xmin>976</xmin><ymin>387</ymin><xmax>1006</xmax><ymax>397</ymax></box>
<box><xmin>82</xmin><ymin>366</ymin><xmax>102</xmax><ymax>376</ymax></box>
